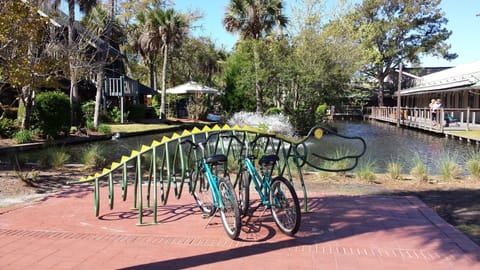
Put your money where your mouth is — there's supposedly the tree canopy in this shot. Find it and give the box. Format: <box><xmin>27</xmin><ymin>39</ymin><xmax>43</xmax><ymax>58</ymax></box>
<box><xmin>343</xmin><ymin>0</ymin><xmax>457</xmax><ymax>105</ymax></box>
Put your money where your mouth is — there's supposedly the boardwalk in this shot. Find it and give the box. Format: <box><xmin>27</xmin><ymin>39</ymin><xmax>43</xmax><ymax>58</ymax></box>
<box><xmin>367</xmin><ymin>107</ymin><xmax>480</xmax><ymax>142</ymax></box>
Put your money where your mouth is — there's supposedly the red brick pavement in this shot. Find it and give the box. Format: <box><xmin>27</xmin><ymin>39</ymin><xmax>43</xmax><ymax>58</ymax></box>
<box><xmin>0</xmin><ymin>184</ymin><xmax>479</xmax><ymax>270</ymax></box>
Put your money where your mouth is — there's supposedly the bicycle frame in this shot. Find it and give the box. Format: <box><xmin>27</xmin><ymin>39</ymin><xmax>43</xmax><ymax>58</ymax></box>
<box><xmin>241</xmin><ymin>157</ymin><xmax>273</xmax><ymax>206</ymax></box>
<box><xmin>194</xmin><ymin>146</ymin><xmax>226</xmax><ymax>209</ymax></box>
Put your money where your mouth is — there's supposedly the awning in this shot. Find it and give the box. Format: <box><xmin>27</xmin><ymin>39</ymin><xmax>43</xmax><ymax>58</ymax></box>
<box><xmin>166</xmin><ymin>81</ymin><xmax>220</xmax><ymax>95</ymax></box>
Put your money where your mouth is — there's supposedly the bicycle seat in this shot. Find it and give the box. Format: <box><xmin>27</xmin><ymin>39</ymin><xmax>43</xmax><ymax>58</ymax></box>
<box><xmin>259</xmin><ymin>154</ymin><xmax>279</xmax><ymax>165</ymax></box>
<box><xmin>206</xmin><ymin>154</ymin><xmax>227</xmax><ymax>165</ymax></box>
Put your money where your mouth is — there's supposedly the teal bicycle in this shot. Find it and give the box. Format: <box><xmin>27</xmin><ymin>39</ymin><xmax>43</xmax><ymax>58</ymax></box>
<box><xmin>225</xmin><ymin>133</ymin><xmax>301</xmax><ymax>236</ymax></box>
<box><xmin>181</xmin><ymin>134</ymin><xmax>241</xmax><ymax>240</ymax></box>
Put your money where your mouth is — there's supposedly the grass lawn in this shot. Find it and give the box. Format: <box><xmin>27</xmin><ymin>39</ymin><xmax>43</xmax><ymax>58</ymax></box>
<box><xmin>106</xmin><ymin>123</ymin><xmax>179</xmax><ymax>133</ymax></box>
<box><xmin>447</xmin><ymin>130</ymin><xmax>480</xmax><ymax>140</ymax></box>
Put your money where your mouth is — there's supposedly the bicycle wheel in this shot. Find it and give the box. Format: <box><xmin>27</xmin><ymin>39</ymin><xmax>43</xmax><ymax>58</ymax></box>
<box><xmin>237</xmin><ymin>169</ymin><xmax>250</xmax><ymax>215</ymax></box>
<box><xmin>218</xmin><ymin>177</ymin><xmax>241</xmax><ymax>240</ymax></box>
<box><xmin>270</xmin><ymin>176</ymin><xmax>301</xmax><ymax>236</ymax></box>
<box><xmin>192</xmin><ymin>169</ymin><xmax>216</xmax><ymax>217</ymax></box>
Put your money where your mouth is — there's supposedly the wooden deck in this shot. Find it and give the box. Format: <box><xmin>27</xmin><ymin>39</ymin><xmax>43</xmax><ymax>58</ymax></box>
<box><xmin>366</xmin><ymin>107</ymin><xmax>480</xmax><ymax>144</ymax></box>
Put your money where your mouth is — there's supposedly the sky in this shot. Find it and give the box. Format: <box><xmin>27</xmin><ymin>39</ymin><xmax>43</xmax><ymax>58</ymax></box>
<box><xmin>173</xmin><ymin>0</ymin><xmax>480</xmax><ymax>68</ymax></box>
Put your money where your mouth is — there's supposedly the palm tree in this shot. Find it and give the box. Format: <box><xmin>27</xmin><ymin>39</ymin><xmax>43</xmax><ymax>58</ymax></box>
<box><xmin>130</xmin><ymin>8</ymin><xmax>188</xmax><ymax>119</ymax></box>
<box><xmin>156</xmin><ymin>9</ymin><xmax>189</xmax><ymax>119</ymax></box>
<box><xmin>131</xmin><ymin>10</ymin><xmax>162</xmax><ymax>94</ymax></box>
<box><xmin>223</xmin><ymin>0</ymin><xmax>288</xmax><ymax>114</ymax></box>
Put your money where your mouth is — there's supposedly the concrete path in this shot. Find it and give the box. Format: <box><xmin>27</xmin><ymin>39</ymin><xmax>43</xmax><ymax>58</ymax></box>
<box><xmin>1</xmin><ymin>185</ymin><xmax>479</xmax><ymax>269</ymax></box>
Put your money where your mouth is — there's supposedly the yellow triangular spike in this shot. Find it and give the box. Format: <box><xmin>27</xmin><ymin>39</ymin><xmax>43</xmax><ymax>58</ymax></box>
<box><xmin>222</xmin><ymin>124</ymin><xmax>231</xmax><ymax>130</ymax></box>
<box><xmin>191</xmin><ymin>127</ymin><xmax>201</xmax><ymax>133</ymax></box>
<box><xmin>232</xmin><ymin>124</ymin><xmax>241</xmax><ymax>130</ymax></box>
<box><xmin>202</xmin><ymin>125</ymin><xmax>212</xmax><ymax>132</ymax></box>
<box><xmin>211</xmin><ymin>124</ymin><xmax>221</xmax><ymax>130</ymax></box>
<box><xmin>121</xmin><ymin>155</ymin><xmax>129</xmax><ymax>162</ymax></box>
<box><xmin>141</xmin><ymin>145</ymin><xmax>150</xmax><ymax>152</ymax></box>
<box><xmin>111</xmin><ymin>162</ymin><xmax>120</xmax><ymax>169</ymax></box>
<box><xmin>94</xmin><ymin>173</ymin><xmax>101</xmax><ymax>177</ymax></box>
<box><xmin>151</xmin><ymin>140</ymin><xmax>161</xmax><ymax>146</ymax></box>
<box><xmin>130</xmin><ymin>150</ymin><xmax>139</xmax><ymax>156</ymax></box>
<box><xmin>80</xmin><ymin>176</ymin><xmax>86</xmax><ymax>181</ymax></box>
<box><xmin>87</xmin><ymin>175</ymin><xmax>94</xmax><ymax>180</ymax></box>
<box><xmin>102</xmin><ymin>168</ymin><xmax>110</xmax><ymax>174</ymax></box>
<box><xmin>161</xmin><ymin>136</ymin><xmax>170</xmax><ymax>143</ymax></box>
<box><xmin>171</xmin><ymin>132</ymin><xmax>180</xmax><ymax>139</ymax></box>
<box><xmin>181</xmin><ymin>129</ymin><xmax>191</xmax><ymax>136</ymax></box>
<box><xmin>240</xmin><ymin>125</ymin><xmax>251</xmax><ymax>131</ymax></box>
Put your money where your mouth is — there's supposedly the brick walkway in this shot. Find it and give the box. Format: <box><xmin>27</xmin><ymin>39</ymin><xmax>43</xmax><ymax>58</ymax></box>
<box><xmin>1</xmin><ymin>185</ymin><xmax>479</xmax><ymax>269</ymax></box>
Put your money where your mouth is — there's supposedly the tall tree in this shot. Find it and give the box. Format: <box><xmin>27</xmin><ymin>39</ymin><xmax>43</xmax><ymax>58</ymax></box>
<box><xmin>223</xmin><ymin>0</ymin><xmax>288</xmax><ymax>114</ymax></box>
<box><xmin>346</xmin><ymin>0</ymin><xmax>457</xmax><ymax>106</ymax></box>
<box><xmin>81</xmin><ymin>5</ymin><xmax>125</xmax><ymax>129</ymax></box>
<box><xmin>156</xmin><ymin>8</ymin><xmax>188</xmax><ymax>119</ymax></box>
<box><xmin>0</xmin><ymin>0</ymin><xmax>66</xmax><ymax>129</ymax></box>
<box><xmin>129</xmin><ymin>7</ymin><xmax>188</xmax><ymax>119</ymax></box>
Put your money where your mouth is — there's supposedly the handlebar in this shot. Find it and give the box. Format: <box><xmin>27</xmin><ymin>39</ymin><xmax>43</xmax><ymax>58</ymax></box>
<box><xmin>222</xmin><ymin>133</ymin><xmax>275</xmax><ymax>156</ymax></box>
<box><xmin>180</xmin><ymin>132</ymin><xmax>220</xmax><ymax>152</ymax></box>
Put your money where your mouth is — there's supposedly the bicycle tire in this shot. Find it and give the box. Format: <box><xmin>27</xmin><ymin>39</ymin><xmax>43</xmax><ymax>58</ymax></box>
<box><xmin>270</xmin><ymin>176</ymin><xmax>301</xmax><ymax>236</ymax></box>
<box><xmin>238</xmin><ymin>169</ymin><xmax>250</xmax><ymax>215</ymax></box>
<box><xmin>192</xmin><ymin>169</ymin><xmax>216</xmax><ymax>217</ymax></box>
<box><xmin>218</xmin><ymin>177</ymin><xmax>241</xmax><ymax>240</ymax></box>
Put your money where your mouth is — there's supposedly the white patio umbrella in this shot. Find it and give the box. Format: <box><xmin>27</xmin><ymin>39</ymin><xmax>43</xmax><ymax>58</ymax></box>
<box><xmin>165</xmin><ymin>81</ymin><xmax>220</xmax><ymax>95</ymax></box>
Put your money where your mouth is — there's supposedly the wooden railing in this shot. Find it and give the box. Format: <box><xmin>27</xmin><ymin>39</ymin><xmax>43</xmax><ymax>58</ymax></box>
<box><xmin>368</xmin><ymin>107</ymin><xmax>480</xmax><ymax>132</ymax></box>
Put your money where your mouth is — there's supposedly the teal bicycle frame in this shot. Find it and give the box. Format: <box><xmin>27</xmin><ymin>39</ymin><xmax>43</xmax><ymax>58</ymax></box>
<box><xmin>242</xmin><ymin>153</ymin><xmax>275</xmax><ymax>206</ymax></box>
<box><xmin>182</xmin><ymin>134</ymin><xmax>241</xmax><ymax>240</ymax></box>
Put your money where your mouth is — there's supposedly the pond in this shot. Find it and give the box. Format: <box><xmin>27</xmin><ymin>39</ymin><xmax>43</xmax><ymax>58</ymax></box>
<box><xmin>323</xmin><ymin>120</ymin><xmax>479</xmax><ymax>174</ymax></box>
<box><xmin>5</xmin><ymin>120</ymin><xmax>480</xmax><ymax>174</ymax></box>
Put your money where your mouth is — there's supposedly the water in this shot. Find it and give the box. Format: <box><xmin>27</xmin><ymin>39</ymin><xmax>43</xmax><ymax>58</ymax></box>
<box><xmin>324</xmin><ymin>120</ymin><xmax>479</xmax><ymax>173</ymax></box>
<box><xmin>6</xmin><ymin>121</ymin><xmax>479</xmax><ymax>174</ymax></box>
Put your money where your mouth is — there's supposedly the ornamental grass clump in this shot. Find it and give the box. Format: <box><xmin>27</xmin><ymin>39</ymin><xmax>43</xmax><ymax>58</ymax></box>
<box><xmin>82</xmin><ymin>144</ymin><xmax>109</xmax><ymax>169</ymax></box>
<box><xmin>355</xmin><ymin>158</ymin><xmax>377</xmax><ymax>182</ymax></box>
<box><xmin>466</xmin><ymin>151</ymin><xmax>480</xmax><ymax>180</ymax></box>
<box><xmin>437</xmin><ymin>152</ymin><xmax>463</xmax><ymax>181</ymax></box>
<box><xmin>410</xmin><ymin>154</ymin><xmax>428</xmax><ymax>181</ymax></box>
<box><xmin>387</xmin><ymin>160</ymin><xmax>403</xmax><ymax>180</ymax></box>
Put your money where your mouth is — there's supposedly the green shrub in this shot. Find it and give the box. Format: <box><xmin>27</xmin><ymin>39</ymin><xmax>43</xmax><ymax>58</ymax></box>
<box><xmin>81</xmin><ymin>101</ymin><xmax>95</xmax><ymax>122</ymax></box>
<box><xmin>86</xmin><ymin>120</ymin><xmax>95</xmax><ymax>130</ymax></box>
<box><xmin>98</xmin><ymin>124</ymin><xmax>111</xmax><ymax>135</ymax></box>
<box><xmin>110</xmin><ymin>107</ymin><xmax>126</xmax><ymax>123</ymax></box>
<box><xmin>127</xmin><ymin>104</ymin><xmax>147</xmax><ymax>122</ymax></box>
<box><xmin>14</xmin><ymin>130</ymin><xmax>33</xmax><ymax>144</ymax></box>
<box><xmin>0</xmin><ymin>118</ymin><xmax>19</xmax><ymax>138</ymax></box>
<box><xmin>32</xmin><ymin>91</ymin><xmax>71</xmax><ymax>139</ymax></box>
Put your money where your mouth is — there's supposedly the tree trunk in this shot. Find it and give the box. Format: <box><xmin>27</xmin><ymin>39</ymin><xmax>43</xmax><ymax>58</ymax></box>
<box><xmin>68</xmin><ymin>0</ymin><xmax>78</xmax><ymax>124</ymax></box>
<box><xmin>19</xmin><ymin>85</ymin><xmax>33</xmax><ymax>130</ymax></box>
<box><xmin>253</xmin><ymin>43</ymin><xmax>263</xmax><ymax>114</ymax></box>
<box><xmin>160</xmin><ymin>45</ymin><xmax>168</xmax><ymax>119</ymax></box>
<box><xmin>94</xmin><ymin>70</ymin><xmax>104</xmax><ymax>129</ymax></box>
<box><xmin>377</xmin><ymin>75</ymin><xmax>385</xmax><ymax>107</ymax></box>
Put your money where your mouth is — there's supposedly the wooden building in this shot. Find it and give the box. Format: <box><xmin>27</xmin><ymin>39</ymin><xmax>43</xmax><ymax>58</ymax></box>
<box><xmin>398</xmin><ymin>60</ymin><xmax>480</xmax><ymax>109</ymax></box>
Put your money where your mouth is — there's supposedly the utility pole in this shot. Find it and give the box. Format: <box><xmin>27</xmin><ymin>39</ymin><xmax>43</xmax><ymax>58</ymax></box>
<box><xmin>396</xmin><ymin>62</ymin><xmax>402</xmax><ymax>127</ymax></box>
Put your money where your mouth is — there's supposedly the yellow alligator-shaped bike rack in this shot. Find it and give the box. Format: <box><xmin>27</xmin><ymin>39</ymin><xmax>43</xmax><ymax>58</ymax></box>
<box><xmin>69</xmin><ymin>124</ymin><xmax>366</xmax><ymax>226</ymax></box>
